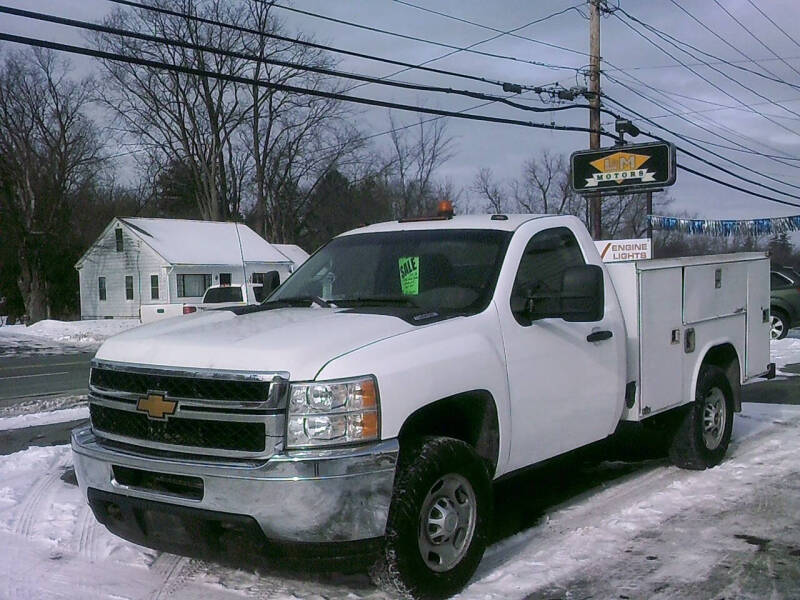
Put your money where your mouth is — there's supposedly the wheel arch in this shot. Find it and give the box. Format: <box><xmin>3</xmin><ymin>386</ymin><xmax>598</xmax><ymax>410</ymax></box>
<box><xmin>770</xmin><ymin>298</ymin><xmax>794</xmax><ymax>324</ymax></box>
<box><xmin>397</xmin><ymin>390</ymin><xmax>500</xmax><ymax>477</ymax></box>
<box><xmin>696</xmin><ymin>342</ymin><xmax>742</xmax><ymax>412</ymax></box>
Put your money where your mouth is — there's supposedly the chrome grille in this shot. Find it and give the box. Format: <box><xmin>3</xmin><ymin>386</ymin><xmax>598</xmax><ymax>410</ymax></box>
<box><xmin>90</xmin><ymin>368</ymin><xmax>270</xmax><ymax>403</ymax></box>
<box><xmin>88</xmin><ymin>361</ymin><xmax>288</xmax><ymax>459</ymax></box>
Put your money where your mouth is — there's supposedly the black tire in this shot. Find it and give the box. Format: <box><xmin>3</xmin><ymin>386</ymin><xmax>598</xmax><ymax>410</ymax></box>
<box><xmin>371</xmin><ymin>436</ymin><xmax>492</xmax><ymax>600</ymax></box>
<box><xmin>770</xmin><ymin>308</ymin><xmax>790</xmax><ymax>340</ymax></box>
<box><xmin>668</xmin><ymin>365</ymin><xmax>734</xmax><ymax>470</ymax></box>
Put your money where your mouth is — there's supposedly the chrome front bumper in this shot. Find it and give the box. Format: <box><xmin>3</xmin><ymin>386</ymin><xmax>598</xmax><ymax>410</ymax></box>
<box><xmin>71</xmin><ymin>425</ymin><xmax>399</xmax><ymax>543</ymax></box>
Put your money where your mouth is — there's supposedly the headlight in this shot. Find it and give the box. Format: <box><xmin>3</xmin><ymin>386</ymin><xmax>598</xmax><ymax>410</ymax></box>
<box><xmin>286</xmin><ymin>376</ymin><xmax>379</xmax><ymax>448</ymax></box>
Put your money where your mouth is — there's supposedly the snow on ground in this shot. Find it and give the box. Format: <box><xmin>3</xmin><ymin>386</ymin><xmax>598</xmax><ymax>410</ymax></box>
<box><xmin>0</xmin><ymin>406</ymin><xmax>88</xmax><ymax>431</ymax></box>
<box><xmin>0</xmin><ymin>394</ymin><xmax>86</xmax><ymax>420</ymax></box>
<box><xmin>768</xmin><ymin>334</ymin><xmax>800</xmax><ymax>374</ymax></box>
<box><xmin>0</xmin><ymin>402</ymin><xmax>797</xmax><ymax>600</ymax></box>
<box><xmin>0</xmin><ymin>319</ymin><xmax>140</xmax><ymax>357</ymax></box>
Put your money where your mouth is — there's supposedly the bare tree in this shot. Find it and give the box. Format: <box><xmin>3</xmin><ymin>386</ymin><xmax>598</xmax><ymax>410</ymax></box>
<box><xmin>243</xmin><ymin>1</ymin><xmax>363</xmax><ymax>243</ymax></box>
<box><xmin>95</xmin><ymin>0</ymin><xmax>251</xmax><ymax>221</ymax></box>
<box><xmin>0</xmin><ymin>50</ymin><xmax>100</xmax><ymax>321</ymax></box>
<box><xmin>473</xmin><ymin>168</ymin><xmax>508</xmax><ymax>213</ymax></box>
<box><xmin>472</xmin><ymin>150</ymin><xmax>669</xmax><ymax>238</ymax></box>
<box><xmin>386</xmin><ymin>115</ymin><xmax>454</xmax><ymax>218</ymax></box>
<box><xmin>0</xmin><ymin>49</ymin><xmax>103</xmax><ymax>322</ymax></box>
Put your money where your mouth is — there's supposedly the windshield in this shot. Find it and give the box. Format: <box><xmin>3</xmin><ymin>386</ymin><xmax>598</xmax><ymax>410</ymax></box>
<box><xmin>203</xmin><ymin>286</ymin><xmax>243</xmax><ymax>304</ymax></box>
<box><xmin>269</xmin><ymin>229</ymin><xmax>511</xmax><ymax>315</ymax></box>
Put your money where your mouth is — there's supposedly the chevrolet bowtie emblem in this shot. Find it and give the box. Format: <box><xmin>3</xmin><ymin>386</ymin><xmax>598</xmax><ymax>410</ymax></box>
<box><xmin>137</xmin><ymin>392</ymin><xmax>177</xmax><ymax>420</ymax></box>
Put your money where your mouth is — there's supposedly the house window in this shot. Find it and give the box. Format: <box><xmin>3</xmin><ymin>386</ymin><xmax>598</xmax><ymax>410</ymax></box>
<box><xmin>219</xmin><ymin>273</ymin><xmax>232</xmax><ymax>286</ymax></box>
<box><xmin>125</xmin><ymin>276</ymin><xmax>134</xmax><ymax>300</ymax></box>
<box><xmin>177</xmin><ymin>274</ymin><xmax>212</xmax><ymax>297</ymax></box>
<box><xmin>150</xmin><ymin>275</ymin><xmax>159</xmax><ymax>300</ymax></box>
<box><xmin>98</xmin><ymin>277</ymin><xmax>106</xmax><ymax>301</ymax></box>
<box><xmin>115</xmin><ymin>228</ymin><xmax>123</xmax><ymax>252</ymax></box>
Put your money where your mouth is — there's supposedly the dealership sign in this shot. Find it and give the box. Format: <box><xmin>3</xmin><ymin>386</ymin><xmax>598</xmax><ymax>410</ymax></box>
<box><xmin>571</xmin><ymin>142</ymin><xmax>676</xmax><ymax>194</ymax></box>
<box><xmin>594</xmin><ymin>238</ymin><xmax>652</xmax><ymax>262</ymax></box>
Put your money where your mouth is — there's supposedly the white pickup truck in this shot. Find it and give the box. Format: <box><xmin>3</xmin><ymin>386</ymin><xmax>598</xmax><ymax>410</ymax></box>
<box><xmin>139</xmin><ymin>281</ymin><xmax>273</xmax><ymax>323</ymax></box>
<box><xmin>72</xmin><ymin>214</ymin><xmax>774</xmax><ymax>599</ymax></box>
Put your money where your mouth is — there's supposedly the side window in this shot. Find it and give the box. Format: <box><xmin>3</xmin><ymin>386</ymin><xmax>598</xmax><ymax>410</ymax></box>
<box><xmin>98</xmin><ymin>277</ymin><xmax>106</xmax><ymax>301</ymax></box>
<box><xmin>219</xmin><ymin>273</ymin><xmax>232</xmax><ymax>286</ymax></box>
<box><xmin>125</xmin><ymin>275</ymin><xmax>134</xmax><ymax>300</ymax></box>
<box><xmin>510</xmin><ymin>227</ymin><xmax>585</xmax><ymax>324</ymax></box>
<box><xmin>115</xmin><ymin>228</ymin><xmax>123</xmax><ymax>252</ymax></box>
<box><xmin>150</xmin><ymin>275</ymin><xmax>159</xmax><ymax>300</ymax></box>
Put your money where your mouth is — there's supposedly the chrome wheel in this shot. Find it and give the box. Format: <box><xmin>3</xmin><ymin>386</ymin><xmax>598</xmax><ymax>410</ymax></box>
<box><xmin>418</xmin><ymin>473</ymin><xmax>477</xmax><ymax>572</ymax></box>
<box><xmin>702</xmin><ymin>387</ymin><xmax>727</xmax><ymax>450</ymax></box>
<box><xmin>770</xmin><ymin>315</ymin><xmax>785</xmax><ymax>340</ymax></box>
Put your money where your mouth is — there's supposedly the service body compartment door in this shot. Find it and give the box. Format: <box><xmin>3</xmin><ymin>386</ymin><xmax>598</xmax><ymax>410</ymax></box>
<box><xmin>746</xmin><ymin>259</ymin><xmax>770</xmax><ymax>378</ymax></box>
<box><xmin>639</xmin><ymin>268</ymin><xmax>684</xmax><ymax>415</ymax></box>
<box><xmin>683</xmin><ymin>262</ymin><xmax>748</xmax><ymax>323</ymax></box>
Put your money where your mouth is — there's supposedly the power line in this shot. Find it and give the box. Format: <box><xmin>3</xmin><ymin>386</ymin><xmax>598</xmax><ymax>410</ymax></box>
<box><xmin>605</xmin><ymin>73</ymin><xmax>800</xmax><ymax>165</ymax></box>
<box><xmin>345</xmin><ymin>3</ymin><xmax>583</xmax><ymax>94</ymax></box>
<box><xmin>678</xmin><ymin>164</ymin><xmax>800</xmax><ymax>209</ymax></box>
<box><xmin>612</xmin><ymin>9</ymin><xmax>800</xmax><ymax>138</ymax></box>
<box><xmin>0</xmin><ymin>31</ymin><xmax>616</xmax><ymax>140</ymax></box>
<box><xmin>0</xmin><ymin>5</ymin><xmax>597</xmax><ymax>118</ymax></box>
<box><xmin>375</xmin><ymin>0</ymin><xmax>800</xmax><ymax>205</ymax></box>
<box><xmin>604</xmin><ymin>94</ymin><xmax>800</xmax><ymax>199</ymax></box>
<box><xmin>603</xmin><ymin>69</ymin><xmax>800</xmax><ymax>167</ymax></box>
<box><xmin>618</xmin><ymin>5</ymin><xmax>800</xmax><ymax>93</ymax></box>
<box><xmin>387</xmin><ymin>0</ymin><xmax>587</xmax><ymax>56</ymax></box>
<box><xmin>266</xmin><ymin>1</ymin><xmax>581</xmax><ymax>72</ymax></box>
<box><xmin>603</xmin><ymin>54</ymin><xmax>800</xmax><ymax>72</ymax></box>
<box><xmin>711</xmin><ymin>0</ymin><xmax>800</xmax><ymax>80</ymax></box>
<box><xmin>102</xmin><ymin>0</ymin><xmax>535</xmax><ymax>92</ymax></box>
<box><xmin>268</xmin><ymin>0</ymin><xmax>588</xmax><ymax>61</ymax></box>
<box><xmin>744</xmin><ymin>0</ymin><xmax>800</xmax><ymax>52</ymax></box>
<box><xmin>668</xmin><ymin>0</ymin><xmax>784</xmax><ymax>81</ymax></box>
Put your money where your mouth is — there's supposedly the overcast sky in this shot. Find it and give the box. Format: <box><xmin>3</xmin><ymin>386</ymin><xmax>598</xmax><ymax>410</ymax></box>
<box><xmin>3</xmin><ymin>0</ymin><xmax>800</xmax><ymax>222</ymax></box>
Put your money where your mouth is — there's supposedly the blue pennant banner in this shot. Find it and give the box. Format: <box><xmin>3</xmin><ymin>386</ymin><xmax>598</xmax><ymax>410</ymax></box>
<box><xmin>648</xmin><ymin>215</ymin><xmax>800</xmax><ymax>236</ymax></box>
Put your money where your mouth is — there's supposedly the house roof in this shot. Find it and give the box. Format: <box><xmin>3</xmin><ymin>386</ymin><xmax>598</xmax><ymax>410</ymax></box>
<box><xmin>117</xmin><ymin>218</ymin><xmax>295</xmax><ymax>265</ymax></box>
<box><xmin>272</xmin><ymin>244</ymin><xmax>310</xmax><ymax>266</ymax></box>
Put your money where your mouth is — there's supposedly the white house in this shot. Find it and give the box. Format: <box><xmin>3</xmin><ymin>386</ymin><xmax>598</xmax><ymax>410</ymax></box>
<box><xmin>75</xmin><ymin>218</ymin><xmax>308</xmax><ymax>320</ymax></box>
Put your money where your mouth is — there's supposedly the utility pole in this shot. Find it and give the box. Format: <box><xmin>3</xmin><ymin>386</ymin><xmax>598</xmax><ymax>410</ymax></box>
<box><xmin>589</xmin><ymin>0</ymin><xmax>602</xmax><ymax>240</ymax></box>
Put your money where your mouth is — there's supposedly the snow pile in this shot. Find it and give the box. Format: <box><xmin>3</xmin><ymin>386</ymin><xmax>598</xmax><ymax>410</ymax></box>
<box><xmin>24</xmin><ymin>319</ymin><xmax>140</xmax><ymax>346</ymax></box>
<box><xmin>0</xmin><ymin>319</ymin><xmax>140</xmax><ymax>357</ymax></box>
<box><xmin>0</xmin><ymin>406</ymin><xmax>88</xmax><ymax>431</ymax></box>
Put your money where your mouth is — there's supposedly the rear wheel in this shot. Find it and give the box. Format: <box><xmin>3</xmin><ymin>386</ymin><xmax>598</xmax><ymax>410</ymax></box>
<box><xmin>371</xmin><ymin>437</ymin><xmax>491</xmax><ymax>600</ymax></box>
<box><xmin>668</xmin><ymin>365</ymin><xmax>734</xmax><ymax>470</ymax></box>
<box><xmin>770</xmin><ymin>308</ymin><xmax>789</xmax><ymax>340</ymax></box>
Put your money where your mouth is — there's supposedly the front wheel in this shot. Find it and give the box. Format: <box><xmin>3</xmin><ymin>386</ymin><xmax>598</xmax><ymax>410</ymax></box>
<box><xmin>668</xmin><ymin>365</ymin><xmax>734</xmax><ymax>470</ymax></box>
<box><xmin>371</xmin><ymin>437</ymin><xmax>492</xmax><ymax>600</ymax></box>
<box><xmin>770</xmin><ymin>308</ymin><xmax>789</xmax><ymax>340</ymax></box>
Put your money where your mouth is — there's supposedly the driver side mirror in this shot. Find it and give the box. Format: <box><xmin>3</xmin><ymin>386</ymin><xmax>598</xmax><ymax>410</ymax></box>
<box><xmin>526</xmin><ymin>264</ymin><xmax>604</xmax><ymax>323</ymax></box>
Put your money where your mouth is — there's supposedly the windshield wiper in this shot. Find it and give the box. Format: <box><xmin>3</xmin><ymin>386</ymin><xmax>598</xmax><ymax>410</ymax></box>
<box><xmin>335</xmin><ymin>296</ymin><xmax>419</xmax><ymax>307</ymax></box>
<box><xmin>264</xmin><ymin>295</ymin><xmax>333</xmax><ymax>308</ymax></box>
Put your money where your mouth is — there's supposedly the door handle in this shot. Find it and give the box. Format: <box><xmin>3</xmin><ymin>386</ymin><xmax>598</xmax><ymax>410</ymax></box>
<box><xmin>586</xmin><ymin>330</ymin><xmax>613</xmax><ymax>343</ymax></box>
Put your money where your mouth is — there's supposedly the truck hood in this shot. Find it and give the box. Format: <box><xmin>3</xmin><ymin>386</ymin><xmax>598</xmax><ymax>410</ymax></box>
<box><xmin>94</xmin><ymin>307</ymin><xmax>417</xmax><ymax>380</ymax></box>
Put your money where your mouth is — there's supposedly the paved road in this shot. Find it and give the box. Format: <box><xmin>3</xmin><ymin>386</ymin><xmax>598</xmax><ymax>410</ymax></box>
<box><xmin>0</xmin><ymin>353</ymin><xmax>93</xmax><ymax>406</ymax></box>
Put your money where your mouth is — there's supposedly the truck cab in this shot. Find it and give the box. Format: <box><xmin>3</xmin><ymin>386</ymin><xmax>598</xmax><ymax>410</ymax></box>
<box><xmin>72</xmin><ymin>213</ymin><xmax>771</xmax><ymax>599</ymax></box>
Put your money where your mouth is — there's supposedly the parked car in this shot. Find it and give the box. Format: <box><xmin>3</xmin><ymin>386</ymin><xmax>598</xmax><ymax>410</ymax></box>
<box><xmin>769</xmin><ymin>266</ymin><xmax>800</xmax><ymax>339</ymax></box>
